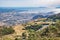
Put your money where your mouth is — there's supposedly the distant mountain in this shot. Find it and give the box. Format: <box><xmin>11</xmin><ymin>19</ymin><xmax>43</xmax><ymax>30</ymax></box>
<box><xmin>48</xmin><ymin>13</ymin><xmax>60</xmax><ymax>20</ymax></box>
<box><xmin>32</xmin><ymin>11</ymin><xmax>56</xmax><ymax>20</ymax></box>
<box><xmin>32</xmin><ymin>15</ymin><xmax>44</xmax><ymax>20</ymax></box>
<box><xmin>43</xmin><ymin>12</ymin><xmax>55</xmax><ymax>17</ymax></box>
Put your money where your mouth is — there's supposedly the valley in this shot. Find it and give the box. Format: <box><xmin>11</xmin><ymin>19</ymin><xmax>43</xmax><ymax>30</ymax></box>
<box><xmin>0</xmin><ymin>7</ymin><xmax>60</xmax><ymax>40</ymax></box>
<box><xmin>0</xmin><ymin>8</ymin><xmax>60</xmax><ymax>26</ymax></box>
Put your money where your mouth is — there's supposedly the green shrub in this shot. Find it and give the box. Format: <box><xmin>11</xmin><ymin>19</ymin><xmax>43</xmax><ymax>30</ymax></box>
<box><xmin>0</xmin><ymin>26</ymin><xmax>15</xmax><ymax>36</ymax></box>
<box><xmin>25</xmin><ymin>24</ymin><xmax>42</xmax><ymax>31</ymax></box>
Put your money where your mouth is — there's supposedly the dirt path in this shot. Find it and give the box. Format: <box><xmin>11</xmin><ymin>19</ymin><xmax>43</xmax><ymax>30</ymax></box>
<box><xmin>13</xmin><ymin>24</ymin><xmax>26</xmax><ymax>35</ymax></box>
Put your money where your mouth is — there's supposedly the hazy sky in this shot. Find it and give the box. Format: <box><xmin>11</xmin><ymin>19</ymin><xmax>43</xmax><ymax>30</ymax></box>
<box><xmin>0</xmin><ymin>0</ymin><xmax>60</xmax><ymax>7</ymax></box>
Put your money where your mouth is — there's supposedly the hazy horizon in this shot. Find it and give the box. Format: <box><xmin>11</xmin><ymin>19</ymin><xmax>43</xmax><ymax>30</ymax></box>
<box><xmin>0</xmin><ymin>0</ymin><xmax>60</xmax><ymax>8</ymax></box>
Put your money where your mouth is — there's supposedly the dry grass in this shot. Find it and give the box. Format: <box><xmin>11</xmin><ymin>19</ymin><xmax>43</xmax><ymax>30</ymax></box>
<box><xmin>13</xmin><ymin>24</ymin><xmax>26</xmax><ymax>35</ymax></box>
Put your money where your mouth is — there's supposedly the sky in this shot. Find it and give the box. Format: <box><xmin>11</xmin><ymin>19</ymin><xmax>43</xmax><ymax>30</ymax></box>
<box><xmin>0</xmin><ymin>0</ymin><xmax>60</xmax><ymax>7</ymax></box>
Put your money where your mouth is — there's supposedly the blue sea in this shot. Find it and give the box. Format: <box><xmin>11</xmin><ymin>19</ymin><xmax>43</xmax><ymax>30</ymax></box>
<box><xmin>0</xmin><ymin>7</ymin><xmax>47</xmax><ymax>12</ymax></box>
<box><xmin>0</xmin><ymin>7</ymin><xmax>60</xmax><ymax>13</ymax></box>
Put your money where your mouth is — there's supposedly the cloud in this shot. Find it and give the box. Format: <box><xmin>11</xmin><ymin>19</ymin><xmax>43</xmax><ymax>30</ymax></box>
<box><xmin>0</xmin><ymin>0</ymin><xmax>60</xmax><ymax>7</ymax></box>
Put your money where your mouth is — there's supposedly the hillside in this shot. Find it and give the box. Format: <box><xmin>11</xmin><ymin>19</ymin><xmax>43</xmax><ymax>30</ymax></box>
<box><xmin>13</xmin><ymin>24</ymin><xmax>26</xmax><ymax>35</ymax></box>
<box><xmin>0</xmin><ymin>19</ymin><xmax>60</xmax><ymax>40</ymax></box>
<box><xmin>48</xmin><ymin>13</ymin><xmax>60</xmax><ymax>20</ymax></box>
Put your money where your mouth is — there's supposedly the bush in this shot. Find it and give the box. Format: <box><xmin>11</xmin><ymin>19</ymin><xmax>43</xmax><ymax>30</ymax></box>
<box><xmin>0</xmin><ymin>26</ymin><xmax>15</xmax><ymax>36</ymax></box>
<box><xmin>25</xmin><ymin>24</ymin><xmax>42</xmax><ymax>31</ymax></box>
